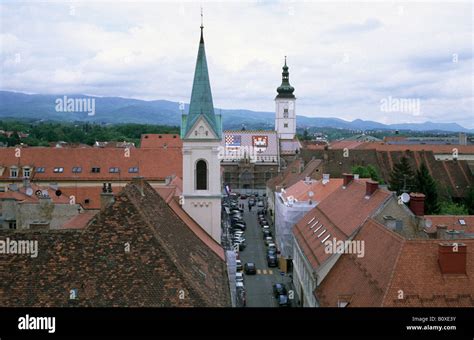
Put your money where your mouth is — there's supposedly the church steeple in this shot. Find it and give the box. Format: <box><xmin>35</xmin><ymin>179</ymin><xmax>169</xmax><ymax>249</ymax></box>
<box><xmin>181</xmin><ymin>14</ymin><xmax>222</xmax><ymax>140</ymax></box>
<box><xmin>276</xmin><ymin>56</ymin><xmax>295</xmax><ymax>99</ymax></box>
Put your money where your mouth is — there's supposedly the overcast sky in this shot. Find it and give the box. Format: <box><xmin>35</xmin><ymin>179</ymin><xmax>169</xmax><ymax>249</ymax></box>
<box><xmin>1</xmin><ymin>0</ymin><xmax>473</xmax><ymax>128</ymax></box>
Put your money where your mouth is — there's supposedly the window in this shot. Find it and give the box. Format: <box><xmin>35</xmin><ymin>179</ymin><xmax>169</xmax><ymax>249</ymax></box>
<box><xmin>23</xmin><ymin>167</ymin><xmax>31</xmax><ymax>178</ymax></box>
<box><xmin>109</xmin><ymin>167</ymin><xmax>120</xmax><ymax>173</ymax></box>
<box><xmin>72</xmin><ymin>167</ymin><xmax>82</xmax><ymax>173</ymax></box>
<box><xmin>0</xmin><ymin>187</ymin><xmax>5</xmax><ymax>192</ymax></box>
<box><xmin>283</xmin><ymin>108</ymin><xmax>289</xmax><ymax>118</ymax></box>
<box><xmin>9</xmin><ymin>221</ymin><xmax>16</xmax><ymax>230</ymax></box>
<box><xmin>91</xmin><ymin>167</ymin><xmax>100</xmax><ymax>173</ymax></box>
<box><xmin>10</xmin><ymin>167</ymin><xmax>18</xmax><ymax>178</ymax></box>
<box><xmin>196</xmin><ymin>160</ymin><xmax>207</xmax><ymax>190</ymax></box>
<box><xmin>128</xmin><ymin>167</ymin><xmax>139</xmax><ymax>173</ymax></box>
<box><xmin>36</xmin><ymin>167</ymin><xmax>45</xmax><ymax>173</ymax></box>
<box><xmin>284</xmin><ymin>123</ymin><xmax>288</xmax><ymax>128</ymax></box>
<box><xmin>53</xmin><ymin>167</ymin><xmax>64</xmax><ymax>173</ymax></box>
<box><xmin>459</xmin><ymin>219</ymin><xmax>466</xmax><ymax>225</ymax></box>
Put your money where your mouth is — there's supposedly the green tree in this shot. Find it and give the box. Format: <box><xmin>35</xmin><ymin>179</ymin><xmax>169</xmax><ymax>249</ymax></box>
<box><xmin>439</xmin><ymin>201</ymin><xmax>468</xmax><ymax>215</ymax></box>
<box><xmin>415</xmin><ymin>162</ymin><xmax>440</xmax><ymax>214</ymax></box>
<box><xmin>388</xmin><ymin>156</ymin><xmax>415</xmax><ymax>195</ymax></box>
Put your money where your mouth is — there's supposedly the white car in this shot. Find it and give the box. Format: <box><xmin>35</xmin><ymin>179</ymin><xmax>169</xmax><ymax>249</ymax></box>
<box><xmin>268</xmin><ymin>243</ymin><xmax>277</xmax><ymax>251</ymax></box>
<box><xmin>262</xmin><ymin>225</ymin><xmax>270</xmax><ymax>232</ymax></box>
<box><xmin>236</xmin><ymin>281</ymin><xmax>245</xmax><ymax>290</ymax></box>
<box><xmin>236</xmin><ymin>259</ymin><xmax>243</xmax><ymax>271</ymax></box>
<box><xmin>236</xmin><ymin>272</ymin><xmax>244</xmax><ymax>283</ymax></box>
<box><xmin>265</xmin><ymin>237</ymin><xmax>273</xmax><ymax>246</ymax></box>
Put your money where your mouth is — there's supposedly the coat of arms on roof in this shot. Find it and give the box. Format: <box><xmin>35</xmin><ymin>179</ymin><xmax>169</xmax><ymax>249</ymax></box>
<box><xmin>252</xmin><ymin>136</ymin><xmax>268</xmax><ymax>153</ymax></box>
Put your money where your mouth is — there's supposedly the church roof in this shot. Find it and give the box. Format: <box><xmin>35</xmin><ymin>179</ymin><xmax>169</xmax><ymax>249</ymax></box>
<box><xmin>276</xmin><ymin>57</ymin><xmax>295</xmax><ymax>99</ymax></box>
<box><xmin>181</xmin><ymin>25</ymin><xmax>221</xmax><ymax>140</ymax></box>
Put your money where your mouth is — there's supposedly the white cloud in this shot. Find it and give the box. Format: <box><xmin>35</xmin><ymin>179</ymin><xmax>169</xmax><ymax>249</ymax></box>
<box><xmin>0</xmin><ymin>0</ymin><xmax>472</xmax><ymax>128</ymax></box>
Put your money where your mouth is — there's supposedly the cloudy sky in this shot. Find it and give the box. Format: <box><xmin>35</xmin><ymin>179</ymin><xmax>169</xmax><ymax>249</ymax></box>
<box><xmin>1</xmin><ymin>0</ymin><xmax>473</xmax><ymax>128</ymax></box>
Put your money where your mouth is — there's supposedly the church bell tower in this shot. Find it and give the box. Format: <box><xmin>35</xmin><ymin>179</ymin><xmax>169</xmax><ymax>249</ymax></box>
<box><xmin>275</xmin><ymin>57</ymin><xmax>296</xmax><ymax>140</ymax></box>
<box><xmin>180</xmin><ymin>16</ymin><xmax>222</xmax><ymax>243</ymax></box>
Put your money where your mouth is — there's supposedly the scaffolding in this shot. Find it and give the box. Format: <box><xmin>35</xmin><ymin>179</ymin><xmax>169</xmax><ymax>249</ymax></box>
<box><xmin>274</xmin><ymin>191</ymin><xmax>315</xmax><ymax>259</ymax></box>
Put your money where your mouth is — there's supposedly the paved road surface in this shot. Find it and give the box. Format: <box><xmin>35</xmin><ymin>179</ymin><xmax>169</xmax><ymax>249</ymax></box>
<box><xmin>238</xmin><ymin>198</ymin><xmax>294</xmax><ymax>307</ymax></box>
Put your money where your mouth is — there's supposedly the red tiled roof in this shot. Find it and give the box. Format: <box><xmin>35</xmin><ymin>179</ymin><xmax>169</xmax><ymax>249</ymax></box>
<box><xmin>424</xmin><ymin>215</ymin><xmax>474</xmax><ymax>233</ymax></box>
<box><xmin>293</xmin><ymin>180</ymin><xmax>391</xmax><ymax>270</ymax></box>
<box><xmin>356</xmin><ymin>142</ymin><xmax>474</xmax><ymax>154</ymax></box>
<box><xmin>140</xmin><ymin>134</ymin><xmax>182</xmax><ymax>148</ymax></box>
<box><xmin>329</xmin><ymin>140</ymin><xmax>366</xmax><ymax>150</ymax></box>
<box><xmin>316</xmin><ymin>218</ymin><xmax>474</xmax><ymax>307</ymax></box>
<box><xmin>315</xmin><ymin>219</ymin><xmax>404</xmax><ymax>307</ymax></box>
<box><xmin>0</xmin><ymin>147</ymin><xmax>182</xmax><ymax>181</ymax></box>
<box><xmin>267</xmin><ymin>158</ymin><xmax>322</xmax><ymax>191</ymax></box>
<box><xmin>0</xmin><ymin>183</ymin><xmax>70</xmax><ymax>204</ymax></box>
<box><xmin>60</xmin><ymin>210</ymin><xmax>99</xmax><ymax>229</ymax></box>
<box><xmin>281</xmin><ymin>178</ymin><xmax>343</xmax><ymax>203</ymax></box>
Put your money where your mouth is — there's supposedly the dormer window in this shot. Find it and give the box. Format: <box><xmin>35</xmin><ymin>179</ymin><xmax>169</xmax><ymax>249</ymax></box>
<box><xmin>53</xmin><ymin>167</ymin><xmax>64</xmax><ymax>173</ymax></box>
<box><xmin>72</xmin><ymin>167</ymin><xmax>82</xmax><ymax>173</ymax></box>
<box><xmin>109</xmin><ymin>167</ymin><xmax>120</xmax><ymax>173</ymax></box>
<box><xmin>128</xmin><ymin>167</ymin><xmax>139</xmax><ymax>173</ymax></box>
<box><xmin>36</xmin><ymin>167</ymin><xmax>45</xmax><ymax>173</ymax></box>
<box><xmin>23</xmin><ymin>167</ymin><xmax>31</xmax><ymax>178</ymax></box>
<box><xmin>91</xmin><ymin>167</ymin><xmax>100</xmax><ymax>173</ymax></box>
<box><xmin>10</xmin><ymin>167</ymin><xmax>18</xmax><ymax>178</ymax></box>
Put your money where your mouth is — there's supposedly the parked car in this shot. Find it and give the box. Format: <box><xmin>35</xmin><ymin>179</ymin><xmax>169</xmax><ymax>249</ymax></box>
<box><xmin>265</xmin><ymin>237</ymin><xmax>273</xmax><ymax>246</ymax></box>
<box><xmin>236</xmin><ymin>272</ymin><xmax>244</xmax><ymax>283</ymax></box>
<box><xmin>236</xmin><ymin>281</ymin><xmax>245</xmax><ymax>291</ymax></box>
<box><xmin>236</xmin><ymin>260</ymin><xmax>243</xmax><ymax>271</ymax></box>
<box><xmin>268</xmin><ymin>243</ymin><xmax>277</xmax><ymax>252</ymax></box>
<box><xmin>262</xmin><ymin>225</ymin><xmax>270</xmax><ymax>233</ymax></box>
<box><xmin>262</xmin><ymin>230</ymin><xmax>272</xmax><ymax>239</ymax></box>
<box><xmin>267</xmin><ymin>248</ymin><xmax>277</xmax><ymax>257</ymax></box>
<box><xmin>240</xmin><ymin>194</ymin><xmax>248</xmax><ymax>199</ymax></box>
<box><xmin>244</xmin><ymin>262</ymin><xmax>257</xmax><ymax>275</ymax></box>
<box><xmin>273</xmin><ymin>283</ymin><xmax>287</xmax><ymax>297</ymax></box>
<box><xmin>267</xmin><ymin>254</ymin><xmax>278</xmax><ymax>267</ymax></box>
<box><xmin>277</xmin><ymin>294</ymin><xmax>291</xmax><ymax>307</ymax></box>
<box><xmin>233</xmin><ymin>224</ymin><xmax>246</xmax><ymax>231</ymax></box>
<box><xmin>248</xmin><ymin>199</ymin><xmax>255</xmax><ymax>206</ymax></box>
<box><xmin>257</xmin><ymin>201</ymin><xmax>264</xmax><ymax>208</ymax></box>
<box><xmin>259</xmin><ymin>220</ymin><xmax>269</xmax><ymax>226</ymax></box>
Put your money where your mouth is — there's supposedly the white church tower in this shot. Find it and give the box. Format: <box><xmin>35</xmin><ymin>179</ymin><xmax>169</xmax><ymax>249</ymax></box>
<box><xmin>180</xmin><ymin>19</ymin><xmax>223</xmax><ymax>243</ymax></box>
<box><xmin>275</xmin><ymin>57</ymin><xmax>296</xmax><ymax>140</ymax></box>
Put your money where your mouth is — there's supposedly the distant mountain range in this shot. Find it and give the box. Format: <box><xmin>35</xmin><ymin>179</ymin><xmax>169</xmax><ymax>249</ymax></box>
<box><xmin>0</xmin><ymin>91</ymin><xmax>472</xmax><ymax>133</ymax></box>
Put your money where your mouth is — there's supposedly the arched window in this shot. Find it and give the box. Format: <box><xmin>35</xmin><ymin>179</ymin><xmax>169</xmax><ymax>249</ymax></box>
<box><xmin>196</xmin><ymin>160</ymin><xmax>208</xmax><ymax>190</ymax></box>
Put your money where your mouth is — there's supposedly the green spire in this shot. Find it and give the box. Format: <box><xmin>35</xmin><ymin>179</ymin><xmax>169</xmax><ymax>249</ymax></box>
<box><xmin>181</xmin><ymin>19</ymin><xmax>221</xmax><ymax>139</ymax></box>
<box><xmin>276</xmin><ymin>56</ymin><xmax>295</xmax><ymax>99</ymax></box>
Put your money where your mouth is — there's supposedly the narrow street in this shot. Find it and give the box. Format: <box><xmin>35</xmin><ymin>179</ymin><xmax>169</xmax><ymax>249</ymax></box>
<box><xmin>237</xmin><ymin>197</ymin><xmax>294</xmax><ymax>307</ymax></box>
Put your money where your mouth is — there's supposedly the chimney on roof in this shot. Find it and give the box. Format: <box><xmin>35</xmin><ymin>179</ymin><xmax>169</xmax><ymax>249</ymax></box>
<box><xmin>436</xmin><ymin>224</ymin><xmax>448</xmax><ymax>239</ymax></box>
<box><xmin>438</xmin><ymin>243</ymin><xmax>467</xmax><ymax>274</ymax></box>
<box><xmin>132</xmin><ymin>176</ymin><xmax>146</xmax><ymax>197</ymax></box>
<box><xmin>342</xmin><ymin>173</ymin><xmax>354</xmax><ymax>188</ymax></box>
<box><xmin>409</xmin><ymin>192</ymin><xmax>425</xmax><ymax>216</ymax></box>
<box><xmin>365</xmin><ymin>180</ymin><xmax>379</xmax><ymax>197</ymax></box>
<box><xmin>100</xmin><ymin>182</ymin><xmax>114</xmax><ymax>211</ymax></box>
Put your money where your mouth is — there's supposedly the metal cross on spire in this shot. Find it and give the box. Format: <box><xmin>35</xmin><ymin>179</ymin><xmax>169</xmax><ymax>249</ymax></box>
<box><xmin>200</xmin><ymin>6</ymin><xmax>204</xmax><ymax>29</ymax></box>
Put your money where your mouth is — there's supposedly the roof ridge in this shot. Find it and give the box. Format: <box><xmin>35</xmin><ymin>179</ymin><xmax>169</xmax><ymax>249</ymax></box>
<box><xmin>381</xmin><ymin>235</ymin><xmax>407</xmax><ymax>306</ymax></box>
<box><xmin>122</xmin><ymin>183</ymin><xmax>214</xmax><ymax>306</ymax></box>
